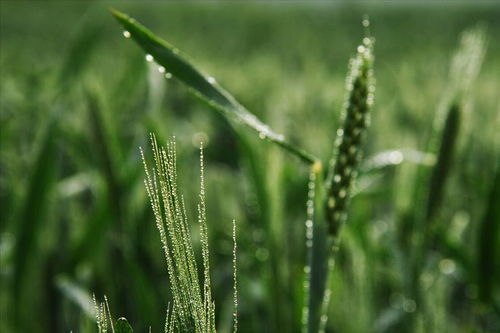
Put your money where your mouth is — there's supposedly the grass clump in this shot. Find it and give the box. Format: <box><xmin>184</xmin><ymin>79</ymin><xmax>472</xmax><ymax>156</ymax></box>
<box><xmin>140</xmin><ymin>134</ymin><xmax>237</xmax><ymax>333</ymax></box>
<box><xmin>2</xmin><ymin>4</ymin><xmax>498</xmax><ymax>333</ymax></box>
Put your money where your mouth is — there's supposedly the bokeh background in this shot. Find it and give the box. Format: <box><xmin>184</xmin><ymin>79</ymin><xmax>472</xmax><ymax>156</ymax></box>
<box><xmin>1</xmin><ymin>1</ymin><xmax>499</xmax><ymax>332</ymax></box>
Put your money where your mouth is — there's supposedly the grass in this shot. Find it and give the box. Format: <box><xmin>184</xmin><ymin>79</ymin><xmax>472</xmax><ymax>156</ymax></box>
<box><xmin>141</xmin><ymin>135</ymin><xmax>237</xmax><ymax>332</ymax></box>
<box><xmin>112</xmin><ymin>10</ymin><xmax>377</xmax><ymax>332</ymax></box>
<box><xmin>1</xmin><ymin>2</ymin><xmax>499</xmax><ymax>332</ymax></box>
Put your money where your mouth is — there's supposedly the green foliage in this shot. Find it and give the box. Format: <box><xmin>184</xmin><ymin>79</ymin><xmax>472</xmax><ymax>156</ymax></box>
<box><xmin>1</xmin><ymin>3</ymin><xmax>499</xmax><ymax>333</ymax></box>
<box><xmin>141</xmin><ymin>136</ymin><xmax>217</xmax><ymax>332</ymax></box>
<box><xmin>141</xmin><ymin>135</ymin><xmax>238</xmax><ymax>332</ymax></box>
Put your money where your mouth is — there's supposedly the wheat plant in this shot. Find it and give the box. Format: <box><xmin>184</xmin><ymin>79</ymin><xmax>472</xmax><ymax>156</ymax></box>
<box><xmin>140</xmin><ymin>134</ymin><xmax>238</xmax><ymax>333</ymax></box>
<box><xmin>111</xmin><ymin>10</ymin><xmax>376</xmax><ymax>332</ymax></box>
<box><xmin>2</xmin><ymin>3</ymin><xmax>498</xmax><ymax>333</ymax></box>
<box><xmin>93</xmin><ymin>135</ymin><xmax>238</xmax><ymax>333</ymax></box>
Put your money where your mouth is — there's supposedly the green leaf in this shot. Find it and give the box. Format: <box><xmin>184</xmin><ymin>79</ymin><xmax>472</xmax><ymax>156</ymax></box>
<box><xmin>116</xmin><ymin>317</ymin><xmax>134</xmax><ymax>333</ymax></box>
<box><xmin>55</xmin><ymin>275</ymin><xmax>96</xmax><ymax>319</ymax></box>
<box><xmin>13</xmin><ymin>119</ymin><xmax>58</xmax><ymax>323</ymax></box>
<box><xmin>58</xmin><ymin>24</ymin><xmax>102</xmax><ymax>86</ymax></box>
<box><xmin>110</xmin><ymin>9</ymin><xmax>316</xmax><ymax>165</ymax></box>
<box><xmin>477</xmin><ymin>160</ymin><xmax>500</xmax><ymax>303</ymax></box>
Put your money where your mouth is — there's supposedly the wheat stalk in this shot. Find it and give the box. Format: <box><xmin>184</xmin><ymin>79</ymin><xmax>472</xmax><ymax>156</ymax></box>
<box><xmin>304</xmin><ymin>33</ymin><xmax>375</xmax><ymax>333</ymax></box>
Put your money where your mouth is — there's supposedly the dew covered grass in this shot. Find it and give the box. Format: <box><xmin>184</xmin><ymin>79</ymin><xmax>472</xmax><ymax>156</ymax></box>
<box><xmin>0</xmin><ymin>1</ymin><xmax>499</xmax><ymax>332</ymax></box>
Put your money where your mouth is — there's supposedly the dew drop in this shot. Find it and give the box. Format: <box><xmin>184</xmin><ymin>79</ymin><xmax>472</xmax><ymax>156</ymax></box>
<box><xmin>192</xmin><ymin>132</ymin><xmax>209</xmax><ymax>147</ymax></box>
<box><xmin>305</xmin><ymin>220</ymin><xmax>313</xmax><ymax>228</ymax></box>
<box><xmin>255</xmin><ymin>247</ymin><xmax>269</xmax><ymax>261</ymax></box>
<box><xmin>123</xmin><ymin>30</ymin><xmax>131</xmax><ymax>38</ymax></box>
<box><xmin>165</xmin><ymin>73</ymin><xmax>172</xmax><ymax>79</ymax></box>
<box><xmin>145</xmin><ymin>54</ymin><xmax>154</xmax><ymax>62</ymax></box>
<box><xmin>389</xmin><ymin>151</ymin><xmax>403</xmax><ymax>165</ymax></box>
<box><xmin>439</xmin><ymin>258</ymin><xmax>456</xmax><ymax>275</ymax></box>
<box><xmin>259</xmin><ymin>132</ymin><xmax>266</xmax><ymax>139</ymax></box>
<box><xmin>403</xmin><ymin>299</ymin><xmax>417</xmax><ymax>313</ymax></box>
<box><xmin>328</xmin><ymin>198</ymin><xmax>336</xmax><ymax>209</ymax></box>
<box><xmin>306</xmin><ymin>229</ymin><xmax>313</xmax><ymax>240</ymax></box>
<box><xmin>158</xmin><ymin>66</ymin><xmax>166</xmax><ymax>74</ymax></box>
<box><xmin>207</xmin><ymin>76</ymin><xmax>216</xmax><ymax>84</ymax></box>
<box><xmin>362</xmin><ymin>18</ymin><xmax>370</xmax><ymax>28</ymax></box>
<box><xmin>357</xmin><ymin>45</ymin><xmax>366</xmax><ymax>54</ymax></box>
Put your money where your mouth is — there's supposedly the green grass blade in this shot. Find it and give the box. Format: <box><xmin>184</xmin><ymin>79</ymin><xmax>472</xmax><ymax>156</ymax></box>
<box><xmin>303</xmin><ymin>163</ymin><xmax>331</xmax><ymax>333</ymax></box>
<box><xmin>110</xmin><ymin>9</ymin><xmax>317</xmax><ymax>165</ymax></box>
<box><xmin>58</xmin><ymin>24</ymin><xmax>102</xmax><ymax>86</ymax></box>
<box><xmin>477</xmin><ymin>161</ymin><xmax>500</xmax><ymax>304</ymax></box>
<box><xmin>425</xmin><ymin>103</ymin><xmax>460</xmax><ymax>221</ymax></box>
<box><xmin>12</xmin><ymin>119</ymin><xmax>58</xmax><ymax>326</ymax></box>
<box><xmin>361</xmin><ymin>149</ymin><xmax>435</xmax><ymax>172</ymax></box>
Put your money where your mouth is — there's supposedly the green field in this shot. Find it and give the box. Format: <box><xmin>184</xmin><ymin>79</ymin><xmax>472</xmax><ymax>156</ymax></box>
<box><xmin>1</xmin><ymin>2</ymin><xmax>499</xmax><ymax>332</ymax></box>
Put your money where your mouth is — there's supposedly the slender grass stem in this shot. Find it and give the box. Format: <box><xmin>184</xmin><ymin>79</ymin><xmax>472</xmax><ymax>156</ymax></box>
<box><xmin>303</xmin><ymin>162</ymin><xmax>330</xmax><ymax>333</ymax></box>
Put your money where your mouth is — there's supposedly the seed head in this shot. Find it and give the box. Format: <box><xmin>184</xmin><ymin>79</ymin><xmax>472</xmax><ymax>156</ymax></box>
<box><xmin>325</xmin><ymin>40</ymin><xmax>375</xmax><ymax>236</ymax></box>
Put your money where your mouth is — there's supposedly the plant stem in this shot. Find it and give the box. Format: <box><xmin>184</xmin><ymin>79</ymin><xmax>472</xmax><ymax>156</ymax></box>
<box><xmin>303</xmin><ymin>162</ymin><xmax>330</xmax><ymax>333</ymax></box>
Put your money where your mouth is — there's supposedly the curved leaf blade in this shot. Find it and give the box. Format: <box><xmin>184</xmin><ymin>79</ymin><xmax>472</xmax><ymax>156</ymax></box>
<box><xmin>110</xmin><ymin>9</ymin><xmax>316</xmax><ymax>165</ymax></box>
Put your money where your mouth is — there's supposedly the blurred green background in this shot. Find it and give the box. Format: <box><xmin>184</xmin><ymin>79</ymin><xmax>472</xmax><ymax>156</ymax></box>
<box><xmin>1</xmin><ymin>1</ymin><xmax>499</xmax><ymax>332</ymax></box>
